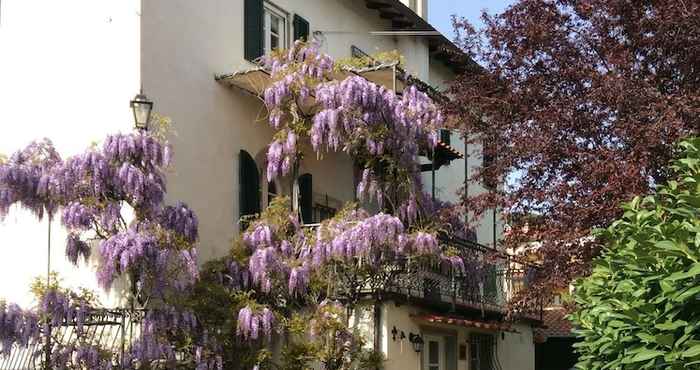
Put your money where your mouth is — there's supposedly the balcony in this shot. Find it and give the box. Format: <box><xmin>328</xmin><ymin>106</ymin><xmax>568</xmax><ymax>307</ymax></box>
<box><xmin>306</xmin><ymin>225</ymin><xmax>543</xmax><ymax>321</ymax></box>
<box><xmin>384</xmin><ymin>236</ymin><xmax>542</xmax><ymax>320</ymax></box>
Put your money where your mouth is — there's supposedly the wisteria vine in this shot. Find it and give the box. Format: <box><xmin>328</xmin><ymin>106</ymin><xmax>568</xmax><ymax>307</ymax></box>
<box><xmin>0</xmin><ymin>131</ymin><xmax>220</xmax><ymax>369</ymax></box>
<box><xmin>261</xmin><ymin>41</ymin><xmax>442</xmax><ymax>216</ymax></box>
<box><xmin>1</xmin><ymin>42</ymin><xmax>477</xmax><ymax>370</ymax></box>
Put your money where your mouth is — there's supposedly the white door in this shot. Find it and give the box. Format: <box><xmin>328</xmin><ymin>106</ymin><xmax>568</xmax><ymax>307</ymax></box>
<box><xmin>423</xmin><ymin>335</ymin><xmax>445</xmax><ymax>370</ymax></box>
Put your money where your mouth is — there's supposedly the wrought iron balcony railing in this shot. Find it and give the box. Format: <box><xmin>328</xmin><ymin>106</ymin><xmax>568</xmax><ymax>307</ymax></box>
<box><xmin>383</xmin><ymin>235</ymin><xmax>541</xmax><ymax>319</ymax></box>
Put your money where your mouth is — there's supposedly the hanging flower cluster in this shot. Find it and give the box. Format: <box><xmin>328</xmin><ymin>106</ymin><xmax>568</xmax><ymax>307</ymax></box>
<box><xmin>0</xmin><ymin>139</ymin><xmax>61</xmax><ymax>219</ymax></box>
<box><xmin>49</xmin><ymin>342</ymin><xmax>113</xmax><ymax>370</ymax></box>
<box><xmin>0</xmin><ymin>131</ymin><xmax>200</xmax><ymax>299</ymax></box>
<box><xmin>124</xmin><ymin>308</ymin><xmax>203</xmax><ymax>367</ymax></box>
<box><xmin>0</xmin><ymin>131</ymin><xmax>212</xmax><ymax>368</ymax></box>
<box><xmin>0</xmin><ymin>301</ymin><xmax>39</xmax><ymax>356</ymax></box>
<box><xmin>236</xmin><ymin>306</ymin><xmax>275</xmax><ymax>342</ymax></box>
<box><xmin>260</xmin><ymin>41</ymin><xmax>443</xmax><ymax>214</ymax></box>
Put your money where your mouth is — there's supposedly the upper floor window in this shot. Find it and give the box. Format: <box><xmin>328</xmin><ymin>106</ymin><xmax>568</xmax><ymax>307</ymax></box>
<box><xmin>263</xmin><ymin>2</ymin><xmax>287</xmax><ymax>54</ymax></box>
<box><xmin>244</xmin><ymin>0</ymin><xmax>309</xmax><ymax>62</ymax></box>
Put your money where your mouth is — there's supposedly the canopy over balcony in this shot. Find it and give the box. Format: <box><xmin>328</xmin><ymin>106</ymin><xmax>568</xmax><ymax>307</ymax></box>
<box><xmin>411</xmin><ymin>314</ymin><xmax>520</xmax><ymax>333</ymax></box>
<box><xmin>215</xmin><ymin>62</ymin><xmax>463</xmax><ymax>163</ymax></box>
<box><xmin>215</xmin><ymin>62</ymin><xmax>408</xmax><ymax>97</ymax></box>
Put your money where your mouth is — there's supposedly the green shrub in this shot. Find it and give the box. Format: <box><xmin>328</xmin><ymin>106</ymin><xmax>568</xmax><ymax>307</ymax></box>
<box><xmin>570</xmin><ymin>138</ymin><xmax>700</xmax><ymax>370</ymax></box>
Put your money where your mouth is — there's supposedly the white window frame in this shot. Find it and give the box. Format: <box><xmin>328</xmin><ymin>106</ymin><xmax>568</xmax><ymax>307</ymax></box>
<box><xmin>263</xmin><ymin>1</ymin><xmax>289</xmax><ymax>55</ymax></box>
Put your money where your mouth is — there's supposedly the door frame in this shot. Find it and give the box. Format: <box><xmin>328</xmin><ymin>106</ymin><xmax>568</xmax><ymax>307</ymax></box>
<box><xmin>423</xmin><ymin>334</ymin><xmax>446</xmax><ymax>370</ymax></box>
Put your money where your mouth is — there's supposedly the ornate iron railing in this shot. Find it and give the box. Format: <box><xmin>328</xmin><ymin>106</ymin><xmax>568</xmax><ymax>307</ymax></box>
<box><xmin>0</xmin><ymin>308</ymin><xmax>145</xmax><ymax>370</ymax></box>
<box><xmin>310</xmin><ymin>226</ymin><xmax>543</xmax><ymax>319</ymax></box>
<box><xmin>384</xmin><ymin>235</ymin><xmax>541</xmax><ymax>318</ymax></box>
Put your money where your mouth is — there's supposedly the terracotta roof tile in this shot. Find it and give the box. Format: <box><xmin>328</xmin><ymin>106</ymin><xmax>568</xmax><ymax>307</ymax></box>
<box><xmin>535</xmin><ymin>308</ymin><xmax>573</xmax><ymax>338</ymax></box>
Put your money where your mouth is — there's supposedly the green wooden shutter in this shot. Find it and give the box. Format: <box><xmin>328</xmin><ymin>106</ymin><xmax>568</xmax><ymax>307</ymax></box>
<box><xmin>293</xmin><ymin>14</ymin><xmax>309</xmax><ymax>41</ymax></box>
<box><xmin>299</xmin><ymin>173</ymin><xmax>313</xmax><ymax>224</ymax></box>
<box><xmin>440</xmin><ymin>129</ymin><xmax>451</xmax><ymax>146</ymax></box>
<box><xmin>244</xmin><ymin>0</ymin><xmax>264</xmax><ymax>62</ymax></box>
<box><xmin>483</xmin><ymin>140</ymin><xmax>497</xmax><ymax>189</ymax></box>
<box><xmin>239</xmin><ymin>150</ymin><xmax>261</xmax><ymax>220</ymax></box>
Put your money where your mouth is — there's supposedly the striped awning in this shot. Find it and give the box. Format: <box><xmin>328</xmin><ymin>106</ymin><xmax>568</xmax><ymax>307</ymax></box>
<box><xmin>411</xmin><ymin>314</ymin><xmax>520</xmax><ymax>333</ymax></box>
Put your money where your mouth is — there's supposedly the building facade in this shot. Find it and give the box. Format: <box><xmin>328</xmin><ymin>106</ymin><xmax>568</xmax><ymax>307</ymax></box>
<box><xmin>0</xmin><ymin>1</ymin><xmax>535</xmax><ymax>369</ymax></box>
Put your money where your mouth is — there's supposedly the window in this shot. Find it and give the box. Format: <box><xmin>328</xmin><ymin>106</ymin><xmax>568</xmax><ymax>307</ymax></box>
<box><xmin>470</xmin><ymin>333</ymin><xmax>495</xmax><ymax>370</ymax></box>
<box><xmin>312</xmin><ymin>203</ymin><xmax>336</xmax><ymax>223</ymax></box>
<box><xmin>245</xmin><ymin>0</ymin><xmax>303</xmax><ymax>61</ymax></box>
<box><xmin>267</xmin><ymin>181</ymin><xmax>277</xmax><ymax>205</ymax></box>
<box><xmin>239</xmin><ymin>150</ymin><xmax>261</xmax><ymax>227</ymax></box>
<box><xmin>263</xmin><ymin>2</ymin><xmax>288</xmax><ymax>54</ymax></box>
<box><xmin>440</xmin><ymin>129</ymin><xmax>451</xmax><ymax>146</ymax></box>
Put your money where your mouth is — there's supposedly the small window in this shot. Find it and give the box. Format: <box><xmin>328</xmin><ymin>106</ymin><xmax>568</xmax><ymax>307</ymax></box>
<box><xmin>267</xmin><ymin>181</ymin><xmax>277</xmax><ymax>205</ymax></box>
<box><xmin>313</xmin><ymin>203</ymin><xmax>336</xmax><ymax>223</ymax></box>
<box><xmin>264</xmin><ymin>2</ymin><xmax>288</xmax><ymax>54</ymax></box>
<box><xmin>440</xmin><ymin>129</ymin><xmax>451</xmax><ymax>146</ymax></box>
<box><xmin>470</xmin><ymin>333</ymin><xmax>495</xmax><ymax>370</ymax></box>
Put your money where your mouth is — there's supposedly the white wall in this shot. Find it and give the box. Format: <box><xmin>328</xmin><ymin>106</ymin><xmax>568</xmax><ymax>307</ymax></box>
<box><xmin>425</xmin><ymin>61</ymin><xmax>504</xmax><ymax>246</ymax></box>
<box><xmin>0</xmin><ymin>0</ymin><xmax>141</xmax><ymax>307</ymax></box>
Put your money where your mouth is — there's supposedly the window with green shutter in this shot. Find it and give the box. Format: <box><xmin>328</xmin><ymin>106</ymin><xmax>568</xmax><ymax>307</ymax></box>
<box><xmin>239</xmin><ymin>150</ymin><xmax>261</xmax><ymax>222</ymax></box>
<box><xmin>440</xmin><ymin>129</ymin><xmax>451</xmax><ymax>146</ymax></box>
<box><xmin>293</xmin><ymin>14</ymin><xmax>309</xmax><ymax>41</ymax></box>
<box><xmin>298</xmin><ymin>173</ymin><xmax>313</xmax><ymax>224</ymax></box>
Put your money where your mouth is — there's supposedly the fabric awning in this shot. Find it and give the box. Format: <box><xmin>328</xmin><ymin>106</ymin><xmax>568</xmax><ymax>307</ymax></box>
<box><xmin>215</xmin><ymin>62</ymin><xmax>408</xmax><ymax>96</ymax></box>
<box><xmin>215</xmin><ymin>67</ymin><xmax>271</xmax><ymax>96</ymax></box>
<box><xmin>411</xmin><ymin>314</ymin><xmax>520</xmax><ymax>333</ymax></box>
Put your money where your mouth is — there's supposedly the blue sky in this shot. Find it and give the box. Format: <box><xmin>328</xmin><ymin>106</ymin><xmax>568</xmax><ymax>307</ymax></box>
<box><xmin>428</xmin><ymin>0</ymin><xmax>514</xmax><ymax>37</ymax></box>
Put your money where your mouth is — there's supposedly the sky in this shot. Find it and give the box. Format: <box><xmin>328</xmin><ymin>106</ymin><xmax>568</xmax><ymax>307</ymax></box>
<box><xmin>428</xmin><ymin>0</ymin><xmax>514</xmax><ymax>37</ymax></box>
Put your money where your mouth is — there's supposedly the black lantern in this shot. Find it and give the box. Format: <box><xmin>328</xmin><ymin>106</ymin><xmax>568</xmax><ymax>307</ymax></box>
<box><xmin>409</xmin><ymin>333</ymin><xmax>424</xmax><ymax>353</ymax></box>
<box><xmin>130</xmin><ymin>91</ymin><xmax>153</xmax><ymax>131</ymax></box>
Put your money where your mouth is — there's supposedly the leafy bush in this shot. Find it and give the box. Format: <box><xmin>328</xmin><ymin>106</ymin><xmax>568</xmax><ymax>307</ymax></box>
<box><xmin>570</xmin><ymin>137</ymin><xmax>700</xmax><ymax>369</ymax></box>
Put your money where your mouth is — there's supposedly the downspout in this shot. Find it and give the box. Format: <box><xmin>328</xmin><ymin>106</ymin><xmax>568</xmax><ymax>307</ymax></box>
<box><xmin>464</xmin><ymin>137</ymin><xmax>469</xmax><ymax>232</ymax></box>
<box><xmin>373</xmin><ymin>304</ymin><xmax>382</xmax><ymax>352</ymax></box>
<box><xmin>44</xmin><ymin>217</ymin><xmax>52</xmax><ymax>370</ymax></box>
<box><xmin>431</xmin><ymin>148</ymin><xmax>436</xmax><ymax>202</ymax></box>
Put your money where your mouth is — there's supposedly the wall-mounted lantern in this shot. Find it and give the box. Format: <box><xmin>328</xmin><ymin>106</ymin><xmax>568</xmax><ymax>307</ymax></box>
<box><xmin>130</xmin><ymin>90</ymin><xmax>153</xmax><ymax>131</ymax></box>
<box><xmin>409</xmin><ymin>333</ymin><xmax>424</xmax><ymax>353</ymax></box>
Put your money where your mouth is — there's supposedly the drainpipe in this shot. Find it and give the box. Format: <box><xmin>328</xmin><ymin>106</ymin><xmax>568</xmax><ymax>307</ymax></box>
<box><xmin>44</xmin><ymin>217</ymin><xmax>52</xmax><ymax>370</ymax></box>
<box><xmin>464</xmin><ymin>137</ymin><xmax>469</xmax><ymax>233</ymax></box>
<box><xmin>431</xmin><ymin>148</ymin><xmax>436</xmax><ymax>202</ymax></box>
<box><xmin>373</xmin><ymin>304</ymin><xmax>382</xmax><ymax>352</ymax></box>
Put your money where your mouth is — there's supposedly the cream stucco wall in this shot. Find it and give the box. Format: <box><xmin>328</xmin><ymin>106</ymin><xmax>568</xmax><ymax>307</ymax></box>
<box><xmin>376</xmin><ymin>302</ymin><xmax>535</xmax><ymax>370</ymax></box>
<box><xmin>0</xmin><ymin>0</ymin><xmax>142</xmax><ymax>307</ymax></box>
<box><xmin>425</xmin><ymin>60</ymin><xmax>504</xmax><ymax>246</ymax></box>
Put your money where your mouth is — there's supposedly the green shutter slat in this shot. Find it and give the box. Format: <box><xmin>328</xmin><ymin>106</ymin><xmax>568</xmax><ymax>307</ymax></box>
<box><xmin>239</xmin><ymin>150</ymin><xmax>260</xmax><ymax>220</ymax></box>
<box><xmin>299</xmin><ymin>173</ymin><xmax>313</xmax><ymax>224</ymax></box>
<box><xmin>244</xmin><ymin>0</ymin><xmax>264</xmax><ymax>62</ymax></box>
<box><xmin>293</xmin><ymin>14</ymin><xmax>310</xmax><ymax>41</ymax></box>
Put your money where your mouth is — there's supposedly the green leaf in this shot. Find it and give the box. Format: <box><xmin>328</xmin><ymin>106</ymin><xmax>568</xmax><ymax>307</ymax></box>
<box><xmin>682</xmin><ymin>344</ymin><xmax>700</xmax><ymax>358</ymax></box>
<box><xmin>655</xmin><ymin>334</ymin><xmax>675</xmax><ymax>347</ymax></box>
<box><xmin>674</xmin><ymin>286</ymin><xmax>700</xmax><ymax>302</ymax></box>
<box><xmin>665</xmin><ymin>263</ymin><xmax>700</xmax><ymax>281</ymax></box>
<box><xmin>621</xmin><ymin>349</ymin><xmax>664</xmax><ymax>364</ymax></box>
<box><xmin>655</xmin><ymin>320</ymin><xmax>687</xmax><ymax>331</ymax></box>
